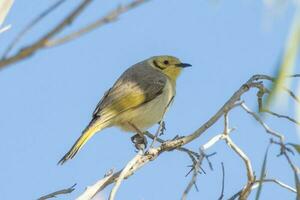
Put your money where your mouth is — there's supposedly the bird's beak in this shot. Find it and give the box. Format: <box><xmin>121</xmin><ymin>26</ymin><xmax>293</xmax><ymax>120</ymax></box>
<box><xmin>175</xmin><ymin>63</ymin><xmax>192</xmax><ymax>68</ymax></box>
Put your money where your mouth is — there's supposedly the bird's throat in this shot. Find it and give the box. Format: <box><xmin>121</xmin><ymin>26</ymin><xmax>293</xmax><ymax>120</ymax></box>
<box><xmin>163</xmin><ymin>68</ymin><xmax>182</xmax><ymax>81</ymax></box>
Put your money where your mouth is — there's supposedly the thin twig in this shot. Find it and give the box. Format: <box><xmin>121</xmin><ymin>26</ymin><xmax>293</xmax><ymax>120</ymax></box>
<box><xmin>149</xmin><ymin>120</ymin><xmax>164</xmax><ymax>148</ymax></box>
<box><xmin>218</xmin><ymin>162</ymin><xmax>225</xmax><ymax>200</ymax></box>
<box><xmin>181</xmin><ymin>150</ymin><xmax>202</xmax><ymax>200</ymax></box>
<box><xmin>38</xmin><ymin>184</ymin><xmax>76</xmax><ymax>200</ymax></box>
<box><xmin>150</xmin><ymin>96</ymin><xmax>173</xmax><ymax>148</ymax></box>
<box><xmin>182</xmin><ymin>126</ymin><xmax>235</xmax><ymax>200</ymax></box>
<box><xmin>262</xmin><ymin>179</ymin><xmax>297</xmax><ymax>193</ymax></box>
<box><xmin>0</xmin><ymin>0</ymin><xmax>151</xmax><ymax>69</ymax></box>
<box><xmin>254</xmin><ymin>83</ymin><xmax>300</xmax><ymax>125</ymax></box>
<box><xmin>271</xmin><ymin>140</ymin><xmax>300</xmax><ymax>198</ymax></box>
<box><xmin>179</xmin><ymin>78</ymin><xmax>263</xmax><ymax>146</ymax></box>
<box><xmin>228</xmin><ymin>178</ymin><xmax>297</xmax><ymax>200</ymax></box>
<box><xmin>2</xmin><ymin>0</ymin><xmax>67</xmax><ymax>58</ymax></box>
<box><xmin>253</xmin><ymin>74</ymin><xmax>300</xmax><ymax>103</ymax></box>
<box><xmin>0</xmin><ymin>0</ymin><xmax>93</xmax><ymax>69</ymax></box>
<box><xmin>240</xmin><ymin>103</ymin><xmax>284</xmax><ymax>141</ymax></box>
<box><xmin>224</xmin><ymin>136</ymin><xmax>254</xmax><ymax>199</ymax></box>
<box><xmin>222</xmin><ymin>111</ymin><xmax>255</xmax><ymax>199</ymax></box>
<box><xmin>262</xmin><ymin>109</ymin><xmax>300</xmax><ymax>125</ymax></box>
<box><xmin>45</xmin><ymin>0</ymin><xmax>150</xmax><ymax>47</ymax></box>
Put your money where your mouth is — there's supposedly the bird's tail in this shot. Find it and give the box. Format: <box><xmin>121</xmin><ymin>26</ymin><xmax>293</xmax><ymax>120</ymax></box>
<box><xmin>58</xmin><ymin>119</ymin><xmax>106</xmax><ymax>165</ymax></box>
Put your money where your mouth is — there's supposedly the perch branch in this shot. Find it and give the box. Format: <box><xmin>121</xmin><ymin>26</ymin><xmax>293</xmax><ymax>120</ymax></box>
<box><xmin>76</xmin><ymin>74</ymin><xmax>299</xmax><ymax>199</ymax></box>
<box><xmin>108</xmin><ymin>151</ymin><xmax>143</xmax><ymax>200</ymax></box>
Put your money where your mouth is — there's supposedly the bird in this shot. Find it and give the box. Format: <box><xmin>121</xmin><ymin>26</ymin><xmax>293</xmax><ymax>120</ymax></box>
<box><xmin>58</xmin><ymin>55</ymin><xmax>191</xmax><ymax>164</ymax></box>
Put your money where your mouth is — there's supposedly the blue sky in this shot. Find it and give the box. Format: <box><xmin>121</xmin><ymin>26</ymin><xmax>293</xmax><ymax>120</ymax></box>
<box><xmin>0</xmin><ymin>0</ymin><xmax>299</xmax><ymax>199</ymax></box>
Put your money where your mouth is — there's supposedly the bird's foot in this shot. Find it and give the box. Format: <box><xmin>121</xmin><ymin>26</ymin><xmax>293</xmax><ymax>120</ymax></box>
<box><xmin>131</xmin><ymin>133</ymin><xmax>148</xmax><ymax>151</ymax></box>
<box><xmin>171</xmin><ymin>134</ymin><xmax>180</xmax><ymax>140</ymax></box>
<box><xmin>158</xmin><ymin>121</ymin><xmax>166</xmax><ymax>136</ymax></box>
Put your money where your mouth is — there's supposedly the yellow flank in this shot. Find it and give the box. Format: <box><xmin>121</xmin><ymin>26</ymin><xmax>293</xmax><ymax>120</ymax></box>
<box><xmin>108</xmin><ymin>92</ymin><xmax>146</xmax><ymax>113</ymax></box>
<box><xmin>114</xmin><ymin>78</ymin><xmax>175</xmax><ymax>132</ymax></box>
<box><xmin>58</xmin><ymin>55</ymin><xmax>191</xmax><ymax>164</ymax></box>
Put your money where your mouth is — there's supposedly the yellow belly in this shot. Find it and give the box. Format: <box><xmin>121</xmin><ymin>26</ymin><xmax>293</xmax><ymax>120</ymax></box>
<box><xmin>113</xmin><ymin>79</ymin><xmax>175</xmax><ymax>132</ymax></box>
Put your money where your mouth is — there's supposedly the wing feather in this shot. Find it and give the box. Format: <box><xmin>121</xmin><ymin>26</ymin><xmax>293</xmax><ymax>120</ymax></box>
<box><xmin>92</xmin><ymin>65</ymin><xmax>167</xmax><ymax>121</ymax></box>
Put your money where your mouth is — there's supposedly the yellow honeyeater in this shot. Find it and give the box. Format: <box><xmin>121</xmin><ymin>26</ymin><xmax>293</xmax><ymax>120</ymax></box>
<box><xmin>58</xmin><ymin>55</ymin><xmax>191</xmax><ymax>164</ymax></box>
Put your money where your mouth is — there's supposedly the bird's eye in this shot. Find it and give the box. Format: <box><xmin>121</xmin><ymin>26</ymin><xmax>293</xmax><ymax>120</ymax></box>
<box><xmin>163</xmin><ymin>60</ymin><xmax>169</xmax><ymax>65</ymax></box>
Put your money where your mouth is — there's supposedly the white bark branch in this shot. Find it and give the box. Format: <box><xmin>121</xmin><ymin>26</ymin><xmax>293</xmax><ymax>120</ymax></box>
<box><xmin>76</xmin><ymin>173</ymin><xmax>113</xmax><ymax>200</ymax></box>
<box><xmin>108</xmin><ymin>151</ymin><xmax>143</xmax><ymax>200</ymax></box>
<box><xmin>73</xmin><ymin>74</ymin><xmax>299</xmax><ymax>199</ymax></box>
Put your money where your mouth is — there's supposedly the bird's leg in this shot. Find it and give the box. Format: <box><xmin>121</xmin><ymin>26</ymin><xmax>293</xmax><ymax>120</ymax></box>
<box><xmin>128</xmin><ymin>122</ymin><xmax>148</xmax><ymax>151</ymax></box>
<box><xmin>159</xmin><ymin>121</ymin><xmax>166</xmax><ymax>136</ymax></box>
<box><xmin>149</xmin><ymin>120</ymin><xmax>166</xmax><ymax>148</ymax></box>
<box><xmin>149</xmin><ymin>96</ymin><xmax>173</xmax><ymax>148</ymax></box>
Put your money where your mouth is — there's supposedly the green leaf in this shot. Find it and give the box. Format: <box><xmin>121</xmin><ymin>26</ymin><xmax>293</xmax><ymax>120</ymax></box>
<box><xmin>265</xmin><ymin>11</ymin><xmax>300</xmax><ymax>109</ymax></box>
<box><xmin>255</xmin><ymin>145</ymin><xmax>270</xmax><ymax>200</ymax></box>
<box><xmin>289</xmin><ymin>143</ymin><xmax>300</xmax><ymax>154</ymax></box>
<box><xmin>294</xmin><ymin>173</ymin><xmax>300</xmax><ymax>200</ymax></box>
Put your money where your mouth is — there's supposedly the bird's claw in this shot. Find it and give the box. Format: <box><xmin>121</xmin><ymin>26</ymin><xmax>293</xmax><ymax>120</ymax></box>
<box><xmin>171</xmin><ymin>134</ymin><xmax>183</xmax><ymax>141</ymax></box>
<box><xmin>131</xmin><ymin>134</ymin><xmax>148</xmax><ymax>151</ymax></box>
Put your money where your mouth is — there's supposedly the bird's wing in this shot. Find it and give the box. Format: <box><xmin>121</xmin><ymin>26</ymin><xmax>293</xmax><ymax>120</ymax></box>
<box><xmin>92</xmin><ymin>65</ymin><xmax>167</xmax><ymax>122</ymax></box>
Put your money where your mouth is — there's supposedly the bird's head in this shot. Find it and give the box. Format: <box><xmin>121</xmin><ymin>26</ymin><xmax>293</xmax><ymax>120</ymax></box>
<box><xmin>149</xmin><ymin>55</ymin><xmax>191</xmax><ymax>81</ymax></box>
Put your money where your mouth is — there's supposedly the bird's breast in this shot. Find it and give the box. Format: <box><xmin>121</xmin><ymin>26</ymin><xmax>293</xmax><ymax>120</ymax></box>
<box><xmin>115</xmin><ymin>79</ymin><xmax>175</xmax><ymax>132</ymax></box>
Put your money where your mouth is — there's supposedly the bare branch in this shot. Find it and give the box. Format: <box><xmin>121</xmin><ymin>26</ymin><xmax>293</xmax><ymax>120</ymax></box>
<box><xmin>173</xmin><ymin>79</ymin><xmax>262</xmax><ymax>147</ymax></box>
<box><xmin>74</xmin><ymin>74</ymin><xmax>299</xmax><ymax>199</ymax></box>
<box><xmin>45</xmin><ymin>0</ymin><xmax>150</xmax><ymax>47</ymax></box>
<box><xmin>221</xmin><ymin>106</ymin><xmax>255</xmax><ymax>199</ymax></box>
<box><xmin>271</xmin><ymin>140</ymin><xmax>300</xmax><ymax>198</ymax></box>
<box><xmin>224</xmin><ymin>133</ymin><xmax>255</xmax><ymax>199</ymax></box>
<box><xmin>109</xmin><ymin>151</ymin><xmax>143</xmax><ymax>200</ymax></box>
<box><xmin>261</xmin><ymin>179</ymin><xmax>297</xmax><ymax>193</ymax></box>
<box><xmin>0</xmin><ymin>0</ymin><xmax>93</xmax><ymax>69</ymax></box>
<box><xmin>181</xmin><ymin>150</ymin><xmax>202</xmax><ymax>200</ymax></box>
<box><xmin>202</xmin><ymin>134</ymin><xmax>223</xmax><ymax>150</ymax></box>
<box><xmin>263</xmin><ymin>109</ymin><xmax>300</xmax><ymax>125</ymax></box>
<box><xmin>77</xmin><ymin>173</ymin><xmax>113</xmax><ymax>200</ymax></box>
<box><xmin>229</xmin><ymin>178</ymin><xmax>297</xmax><ymax>200</ymax></box>
<box><xmin>253</xmin><ymin>74</ymin><xmax>300</xmax><ymax>104</ymax></box>
<box><xmin>240</xmin><ymin>103</ymin><xmax>284</xmax><ymax>141</ymax></box>
<box><xmin>38</xmin><ymin>184</ymin><xmax>76</xmax><ymax>200</ymax></box>
<box><xmin>0</xmin><ymin>0</ymin><xmax>151</xmax><ymax>70</ymax></box>
<box><xmin>2</xmin><ymin>0</ymin><xmax>67</xmax><ymax>58</ymax></box>
<box><xmin>182</xmin><ymin>115</ymin><xmax>236</xmax><ymax>200</ymax></box>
